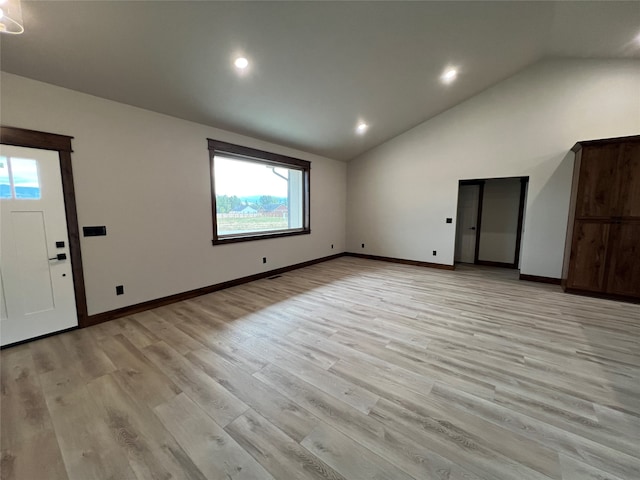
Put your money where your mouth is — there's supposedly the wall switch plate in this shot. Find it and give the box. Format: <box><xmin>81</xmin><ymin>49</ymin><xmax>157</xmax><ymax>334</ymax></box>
<box><xmin>432</xmin><ymin>251</ymin><xmax>437</xmax><ymax>256</ymax></box>
<box><xmin>83</xmin><ymin>226</ymin><xmax>107</xmax><ymax>237</ymax></box>
<box><xmin>116</xmin><ymin>285</ymin><xmax>124</xmax><ymax>295</ymax></box>
<box><xmin>262</xmin><ymin>257</ymin><xmax>267</xmax><ymax>264</ymax></box>
<box><xmin>362</xmin><ymin>243</ymin><xmax>365</xmax><ymax>248</ymax></box>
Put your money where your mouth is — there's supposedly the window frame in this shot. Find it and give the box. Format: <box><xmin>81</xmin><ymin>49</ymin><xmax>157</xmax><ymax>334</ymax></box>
<box><xmin>0</xmin><ymin>155</ymin><xmax>43</xmax><ymax>199</ymax></box>
<box><xmin>208</xmin><ymin>139</ymin><xmax>311</xmax><ymax>245</ymax></box>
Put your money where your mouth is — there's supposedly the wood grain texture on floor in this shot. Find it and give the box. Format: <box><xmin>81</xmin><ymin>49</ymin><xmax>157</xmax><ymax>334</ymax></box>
<box><xmin>2</xmin><ymin>257</ymin><xmax>639</xmax><ymax>480</ymax></box>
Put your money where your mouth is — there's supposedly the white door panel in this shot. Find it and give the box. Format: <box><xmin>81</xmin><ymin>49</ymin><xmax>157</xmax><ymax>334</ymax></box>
<box><xmin>0</xmin><ymin>145</ymin><xmax>77</xmax><ymax>346</ymax></box>
<box><xmin>11</xmin><ymin>211</ymin><xmax>55</xmax><ymax>314</ymax></box>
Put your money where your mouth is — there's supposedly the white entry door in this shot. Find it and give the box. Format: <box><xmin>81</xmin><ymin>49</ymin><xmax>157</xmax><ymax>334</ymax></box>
<box><xmin>455</xmin><ymin>184</ymin><xmax>480</xmax><ymax>263</ymax></box>
<box><xmin>0</xmin><ymin>145</ymin><xmax>78</xmax><ymax>346</ymax></box>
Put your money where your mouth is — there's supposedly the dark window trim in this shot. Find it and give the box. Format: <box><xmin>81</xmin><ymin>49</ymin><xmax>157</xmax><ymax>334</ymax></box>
<box><xmin>208</xmin><ymin>139</ymin><xmax>311</xmax><ymax>245</ymax></box>
<box><xmin>208</xmin><ymin>139</ymin><xmax>311</xmax><ymax>169</ymax></box>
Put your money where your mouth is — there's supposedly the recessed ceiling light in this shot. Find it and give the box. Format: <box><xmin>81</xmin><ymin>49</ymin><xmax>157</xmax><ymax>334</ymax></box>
<box><xmin>356</xmin><ymin>122</ymin><xmax>369</xmax><ymax>134</ymax></box>
<box><xmin>234</xmin><ymin>57</ymin><xmax>249</xmax><ymax>70</ymax></box>
<box><xmin>441</xmin><ymin>67</ymin><xmax>458</xmax><ymax>84</ymax></box>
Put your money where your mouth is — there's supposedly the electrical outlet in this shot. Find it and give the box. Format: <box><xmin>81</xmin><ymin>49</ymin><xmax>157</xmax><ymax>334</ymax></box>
<box><xmin>116</xmin><ymin>285</ymin><xmax>124</xmax><ymax>295</ymax></box>
<box><xmin>262</xmin><ymin>257</ymin><xmax>267</xmax><ymax>264</ymax></box>
<box><xmin>432</xmin><ymin>251</ymin><xmax>437</xmax><ymax>256</ymax></box>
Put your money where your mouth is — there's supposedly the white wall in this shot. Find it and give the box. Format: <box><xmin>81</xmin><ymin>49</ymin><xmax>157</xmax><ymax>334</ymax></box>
<box><xmin>477</xmin><ymin>178</ymin><xmax>522</xmax><ymax>264</ymax></box>
<box><xmin>1</xmin><ymin>73</ymin><xmax>347</xmax><ymax>315</ymax></box>
<box><xmin>347</xmin><ymin>59</ymin><xmax>640</xmax><ymax>278</ymax></box>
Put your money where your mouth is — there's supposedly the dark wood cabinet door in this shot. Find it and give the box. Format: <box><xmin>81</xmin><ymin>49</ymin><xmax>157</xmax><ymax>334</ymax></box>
<box><xmin>567</xmin><ymin>221</ymin><xmax>611</xmax><ymax>292</ymax></box>
<box><xmin>617</xmin><ymin>142</ymin><xmax>640</xmax><ymax>218</ymax></box>
<box><xmin>576</xmin><ymin>144</ymin><xmax>621</xmax><ymax>218</ymax></box>
<box><xmin>606</xmin><ymin>222</ymin><xmax>640</xmax><ymax>297</ymax></box>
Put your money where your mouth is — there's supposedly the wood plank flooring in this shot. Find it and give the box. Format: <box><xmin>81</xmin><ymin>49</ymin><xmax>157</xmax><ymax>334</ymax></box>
<box><xmin>2</xmin><ymin>257</ymin><xmax>639</xmax><ymax>480</ymax></box>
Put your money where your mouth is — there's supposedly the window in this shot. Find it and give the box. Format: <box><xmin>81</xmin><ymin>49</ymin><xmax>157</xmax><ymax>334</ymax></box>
<box><xmin>208</xmin><ymin>140</ymin><xmax>310</xmax><ymax>244</ymax></box>
<box><xmin>0</xmin><ymin>156</ymin><xmax>41</xmax><ymax>199</ymax></box>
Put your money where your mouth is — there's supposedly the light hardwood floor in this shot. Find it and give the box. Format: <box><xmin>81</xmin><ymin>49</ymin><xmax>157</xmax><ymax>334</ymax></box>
<box><xmin>1</xmin><ymin>257</ymin><xmax>639</xmax><ymax>480</ymax></box>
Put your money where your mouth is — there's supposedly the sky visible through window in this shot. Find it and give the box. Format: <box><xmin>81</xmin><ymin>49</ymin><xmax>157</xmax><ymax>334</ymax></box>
<box><xmin>215</xmin><ymin>156</ymin><xmax>288</xmax><ymax>197</ymax></box>
<box><xmin>209</xmin><ymin>141</ymin><xmax>310</xmax><ymax>242</ymax></box>
<box><xmin>214</xmin><ymin>155</ymin><xmax>304</xmax><ymax>236</ymax></box>
<box><xmin>0</xmin><ymin>156</ymin><xmax>41</xmax><ymax>199</ymax></box>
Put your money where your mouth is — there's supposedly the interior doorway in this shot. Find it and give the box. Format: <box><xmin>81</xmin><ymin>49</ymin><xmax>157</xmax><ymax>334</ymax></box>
<box><xmin>454</xmin><ymin>176</ymin><xmax>528</xmax><ymax>269</ymax></box>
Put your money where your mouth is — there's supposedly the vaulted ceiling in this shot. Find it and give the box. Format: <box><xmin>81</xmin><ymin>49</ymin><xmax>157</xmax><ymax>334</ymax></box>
<box><xmin>2</xmin><ymin>1</ymin><xmax>639</xmax><ymax>160</ymax></box>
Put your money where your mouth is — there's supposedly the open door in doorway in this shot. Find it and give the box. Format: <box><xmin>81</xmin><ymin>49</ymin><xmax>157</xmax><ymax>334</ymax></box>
<box><xmin>455</xmin><ymin>183</ymin><xmax>481</xmax><ymax>263</ymax></box>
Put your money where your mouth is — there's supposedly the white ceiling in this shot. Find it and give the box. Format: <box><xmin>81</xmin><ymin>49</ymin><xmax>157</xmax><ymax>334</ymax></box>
<box><xmin>2</xmin><ymin>1</ymin><xmax>639</xmax><ymax>160</ymax></box>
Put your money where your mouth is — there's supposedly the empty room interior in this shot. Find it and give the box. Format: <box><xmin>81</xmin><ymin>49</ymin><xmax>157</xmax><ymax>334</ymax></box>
<box><xmin>1</xmin><ymin>2</ymin><xmax>640</xmax><ymax>480</ymax></box>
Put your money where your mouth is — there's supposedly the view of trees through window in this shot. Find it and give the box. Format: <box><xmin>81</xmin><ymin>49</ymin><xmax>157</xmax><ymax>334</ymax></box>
<box><xmin>215</xmin><ymin>193</ymin><xmax>290</xmax><ymax>234</ymax></box>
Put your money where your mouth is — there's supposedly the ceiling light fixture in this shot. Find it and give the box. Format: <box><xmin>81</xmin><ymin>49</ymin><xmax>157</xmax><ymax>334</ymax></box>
<box><xmin>0</xmin><ymin>0</ymin><xmax>23</xmax><ymax>34</ymax></box>
<box><xmin>356</xmin><ymin>122</ymin><xmax>369</xmax><ymax>135</ymax></box>
<box><xmin>441</xmin><ymin>67</ymin><xmax>458</xmax><ymax>84</ymax></box>
<box><xmin>234</xmin><ymin>57</ymin><xmax>249</xmax><ymax>70</ymax></box>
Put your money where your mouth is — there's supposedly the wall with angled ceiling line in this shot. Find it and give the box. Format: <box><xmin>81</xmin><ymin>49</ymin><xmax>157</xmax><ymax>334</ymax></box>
<box><xmin>347</xmin><ymin>59</ymin><xmax>640</xmax><ymax>279</ymax></box>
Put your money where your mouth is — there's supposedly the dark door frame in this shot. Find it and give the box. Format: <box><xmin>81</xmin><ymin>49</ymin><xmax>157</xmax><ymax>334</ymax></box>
<box><xmin>458</xmin><ymin>176</ymin><xmax>529</xmax><ymax>269</ymax></box>
<box><xmin>1</xmin><ymin>126</ymin><xmax>89</xmax><ymax>328</ymax></box>
<box><xmin>512</xmin><ymin>177</ymin><xmax>529</xmax><ymax>269</ymax></box>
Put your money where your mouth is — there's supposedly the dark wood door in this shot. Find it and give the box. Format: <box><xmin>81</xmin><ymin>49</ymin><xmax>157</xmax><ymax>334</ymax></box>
<box><xmin>606</xmin><ymin>222</ymin><xmax>640</xmax><ymax>297</ymax></box>
<box><xmin>567</xmin><ymin>221</ymin><xmax>611</xmax><ymax>292</ymax></box>
<box><xmin>576</xmin><ymin>144</ymin><xmax>621</xmax><ymax>218</ymax></box>
<box><xmin>617</xmin><ymin>142</ymin><xmax>640</xmax><ymax>218</ymax></box>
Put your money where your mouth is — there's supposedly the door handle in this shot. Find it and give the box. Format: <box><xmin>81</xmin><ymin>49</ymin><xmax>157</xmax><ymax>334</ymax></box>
<box><xmin>49</xmin><ymin>253</ymin><xmax>67</xmax><ymax>261</ymax></box>
<box><xmin>469</xmin><ymin>227</ymin><xmax>476</xmax><ymax>230</ymax></box>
